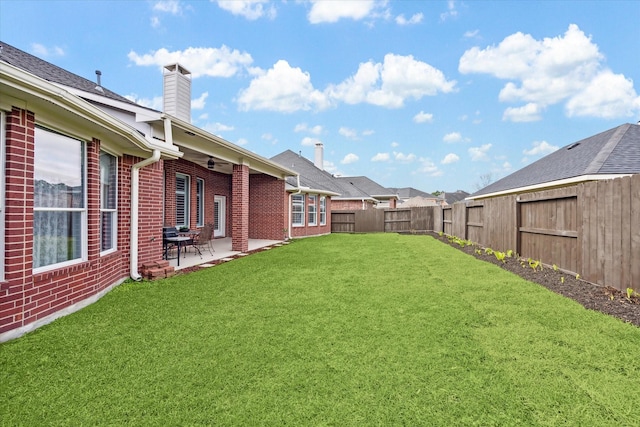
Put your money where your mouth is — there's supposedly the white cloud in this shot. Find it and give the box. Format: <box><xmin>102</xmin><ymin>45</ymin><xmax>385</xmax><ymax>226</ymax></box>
<box><xmin>235</xmin><ymin>137</ymin><xmax>249</xmax><ymax>146</ymax></box>
<box><xmin>413</xmin><ymin>111</ymin><xmax>434</xmax><ymax>123</ymax></box>
<box><xmin>390</xmin><ymin>141</ymin><xmax>399</xmax><ymax>148</ymax></box>
<box><xmin>442</xmin><ymin>153</ymin><xmax>460</xmax><ymax>164</ymax></box>
<box><xmin>237</xmin><ymin>60</ymin><xmax>330</xmax><ymax>112</ymax></box>
<box><xmin>308</xmin><ymin>0</ymin><xmax>384</xmax><ymax>24</ymax></box>
<box><xmin>31</xmin><ymin>43</ymin><xmax>64</xmax><ymax>57</ymax></box>
<box><xmin>371</xmin><ymin>152</ymin><xmax>390</xmax><ymax>162</ymax></box>
<box><xmin>128</xmin><ymin>46</ymin><xmax>253</xmax><ymax>78</ymax></box>
<box><xmin>416</xmin><ymin>158</ymin><xmax>442</xmax><ymax>177</ymax></box>
<box><xmin>191</xmin><ymin>92</ymin><xmax>209</xmax><ymax>110</ymax></box>
<box><xmin>464</xmin><ymin>29</ymin><xmax>479</xmax><ymax>39</ymax></box>
<box><xmin>443</xmin><ymin>132</ymin><xmax>469</xmax><ymax>143</ymax></box>
<box><xmin>150</xmin><ymin>16</ymin><xmax>161</xmax><ymax>28</ymax></box>
<box><xmin>125</xmin><ymin>94</ymin><xmax>163</xmax><ymax>110</ymax></box>
<box><xmin>339</xmin><ymin>127</ymin><xmax>358</xmax><ymax>139</ymax></box>
<box><xmin>153</xmin><ymin>0</ymin><xmax>182</xmax><ymax>14</ymax></box>
<box><xmin>202</xmin><ymin>122</ymin><xmax>234</xmax><ymax>134</ymax></box>
<box><xmin>327</xmin><ymin>53</ymin><xmax>456</xmax><ymax>108</ymax></box>
<box><xmin>502</xmin><ymin>102</ymin><xmax>543</xmax><ymax>122</ymax></box>
<box><xmin>396</xmin><ymin>13</ymin><xmax>423</xmax><ymax>26</ymax></box>
<box><xmin>216</xmin><ymin>0</ymin><xmax>276</xmax><ymax>20</ymax></box>
<box><xmin>565</xmin><ymin>70</ymin><xmax>640</xmax><ymax>118</ymax></box>
<box><xmin>362</xmin><ymin>129</ymin><xmax>375</xmax><ymax>136</ymax></box>
<box><xmin>459</xmin><ymin>24</ymin><xmax>640</xmax><ymax>119</ymax></box>
<box><xmin>294</xmin><ymin>123</ymin><xmax>323</xmax><ymax>134</ymax></box>
<box><xmin>301</xmin><ymin>136</ymin><xmax>322</xmax><ymax>147</ymax></box>
<box><xmin>261</xmin><ymin>133</ymin><xmax>278</xmax><ymax>144</ymax></box>
<box><xmin>523</xmin><ymin>140</ymin><xmax>559</xmax><ymax>156</ymax></box>
<box><xmin>468</xmin><ymin>144</ymin><xmax>492</xmax><ymax>161</ymax></box>
<box><xmin>394</xmin><ymin>152</ymin><xmax>417</xmax><ymax>163</ymax></box>
<box><xmin>440</xmin><ymin>0</ymin><xmax>458</xmax><ymax>21</ymax></box>
<box><xmin>341</xmin><ymin>153</ymin><xmax>360</xmax><ymax>164</ymax></box>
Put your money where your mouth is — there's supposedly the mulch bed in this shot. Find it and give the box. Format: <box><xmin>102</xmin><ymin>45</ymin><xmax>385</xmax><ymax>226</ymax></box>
<box><xmin>429</xmin><ymin>232</ymin><xmax>640</xmax><ymax>327</ymax></box>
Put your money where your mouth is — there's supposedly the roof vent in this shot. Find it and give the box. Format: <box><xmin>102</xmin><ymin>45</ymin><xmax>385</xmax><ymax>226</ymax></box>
<box><xmin>94</xmin><ymin>70</ymin><xmax>104</xmax><ymax>93</ymax></box>
<box><xmin>567</xmin><ymin>142</ymin><xmax>581</xmax><ymax>150</ymax></box>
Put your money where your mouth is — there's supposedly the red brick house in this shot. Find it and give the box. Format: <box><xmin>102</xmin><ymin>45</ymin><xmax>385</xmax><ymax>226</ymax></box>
<box><xmin>0</xmin><ymin>43</ymin><xmax>296</xmax><ymax>341</ymax></box>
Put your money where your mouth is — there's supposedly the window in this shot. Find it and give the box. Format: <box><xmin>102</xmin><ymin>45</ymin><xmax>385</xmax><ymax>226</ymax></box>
<box><xmin>308</xmin><ymin>195</ymin><xmax>317</xmax><ymax>226</ymax></box>
<box><xmin>319</xmin><ymin>196</ymin><xmax>326</xmax><ymax>226</ymax></box>
<box><xmin>34</xmin><ymin>127</ymin><xmax>86</xmax><ymax>270</ymax></box>
<box><xmin>100</xmin><ymin>151</ymin><xmax>117</xmax><ymax>253</ymax></box>
<box><xmin>196</xmin><ymin>178</ymin><xmax>204</xmax><ymax>227</ymax></box>
<box><xmin>292</xmin><ymin>194</ymin><xmax>305</xmax><ymax>227</ymax></box>
<box><xmin>176</xmin><ymin>173</ymin><xmax>190</xmax><ymax>228</ymax></box>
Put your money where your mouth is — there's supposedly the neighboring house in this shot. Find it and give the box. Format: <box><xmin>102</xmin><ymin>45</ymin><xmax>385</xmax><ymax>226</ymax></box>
<box><xmin>468</xmin><ymin>123</ymin><xmax>640</xmax><ymax>200</ymax></box>
<box><xmin>0</xmin><ymin>42</ymin><xmax>296</xmax><ymax>341</ymax></box>
<box><xmin>440</xmin><ymin>190</ymin><xmax>470</xmax><ymax>205</ymax></box>
<box><xmin>389</xmin><ymin>187</ymin><xmax>440</xmax><ymax>206</ymax></box>
<box><xmin>336</xmin><ymin>176</ymin><xmax>398</xmax><ymax>209</ymax></box>
<box><xmin>271</xmin><ymin>147</ymin><xmax>340</xmax><ymax>238</ymax></box>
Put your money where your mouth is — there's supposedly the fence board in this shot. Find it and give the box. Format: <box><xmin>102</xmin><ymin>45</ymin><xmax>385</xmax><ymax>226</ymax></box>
<box><xmin>631</xmin><ymin>175</ymin><xmax>640</xmax><ymax>291</ymax></box>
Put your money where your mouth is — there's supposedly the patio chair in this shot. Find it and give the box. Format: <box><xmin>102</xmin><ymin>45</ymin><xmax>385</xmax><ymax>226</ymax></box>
<box><xmin>195</xmin><ymin>223</ymin><xmax>215</xmax><ymax>255</ymax></box>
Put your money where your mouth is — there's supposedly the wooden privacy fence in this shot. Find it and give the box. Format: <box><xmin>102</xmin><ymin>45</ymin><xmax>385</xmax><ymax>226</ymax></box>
<box><xmin>331</xmin><ymin>207</ymin><xmax>435</xmax><ymax>233</ymax></box>
<box><xmin>437</xmin><ymin>175</ymin><xmax>640</xmax><ymax>293</ymax></box>
<box><xmin>331</xmin><ymin>175</ymin><xmax>639</xmax><ymax>292</ymax></box>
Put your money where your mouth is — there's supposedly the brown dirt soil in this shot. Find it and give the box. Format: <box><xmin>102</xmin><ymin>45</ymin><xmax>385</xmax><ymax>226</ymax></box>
<box><xmin>430</xmin><ymin>232</ymin><xmax>640</xmax><ymax>328</ymax></box>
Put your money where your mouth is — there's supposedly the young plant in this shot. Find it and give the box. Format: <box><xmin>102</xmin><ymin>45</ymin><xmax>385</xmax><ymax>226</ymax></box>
<box><xmin>528</xmin><ymin>258</ymin><xmax>541</xmax><ymax>271</ymax></box>
<box><xmin>494</xmin><ymin>251</ymin><xmax>506</xmax><ymax>263</ymax></box>
<box><xmin>576</xmin><ymin>274</ymin><xmax>581</xmax><ymax>280</ymax></box>
<box><xmin>506</xmin><ymin>250</ymin><xmax>514</xmax><ymax>258</ymax></box>
<box><xmin>626</xmin><ymin>288</ymin><xmax>637</xmax><ymax>300</ymax></box>
<box><xmin>484</xmin><ymin>247</ymin><xmax>494</xmax><ymax>256</ymax></box>
<box><xmin>552</xmin><ymin>264</ymin><xmax>559</xmax><ymax>271</ymax></box>
<box><xmin>560</xmin><ymin>277</ymin><xmax>565</xmax><ymax>284</ymax></box>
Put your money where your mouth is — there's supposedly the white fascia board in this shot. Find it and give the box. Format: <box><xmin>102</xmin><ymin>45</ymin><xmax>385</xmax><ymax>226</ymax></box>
<box><xmin>1</xmin><ymin>62</ymin><xmax>181</xmax><ymax>159</ymax></box>
<box><xmin>286</xmin><ymin>186</ymin><xmax>340</xmax><ymax>196</ymax></box>
<box><xmin>64</xmin><ymin>86</ymin><xmax>162</xmax><ymax>122</ymax></box>
<box><xmin>466</xmin><ymin>174</ymin><xmax>633</xmax><ymax>200</ymax></box>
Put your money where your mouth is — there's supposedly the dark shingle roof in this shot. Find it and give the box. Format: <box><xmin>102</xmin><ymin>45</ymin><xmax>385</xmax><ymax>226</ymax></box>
<box><xmin>443</xmin><ymin>190</ymin><xmax>469</xmax><ymax>204</ymax></box>
<box><xmin>471</xmin><ymin>123</ymin><xmax>640</xmax><ymax>198</ymax></box>
<box><xmin>271</xmin><ymin>150</ymin><xmax>371</xmax><ymax>199</ymax></box>
<box><xmin>0</xmin><ymin>41</ymin><xmax>144</xmax><ymax>107</ymax></box>
<box><xmin>388</xmin><ymin>187</ymin><xmax>436</xmax><ymax>199</ymax></box>
<box><xmin>335</xmin><ymin>176</ymin><xmax>396</xmax><ymax>198</ymax></box>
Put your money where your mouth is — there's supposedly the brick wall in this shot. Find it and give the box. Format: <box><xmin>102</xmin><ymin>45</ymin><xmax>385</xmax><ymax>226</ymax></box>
<box><xmin>249</xmin><ymin>174</ymin><xmax>286</xmax><ymax>240</ymax></box>
<box><xmin>0</xmin><ymin>106</ymin><xmax>165</xmax><ymax>339</ymax></box>
<box><xmin>232</xmin><ymin>164</ymin><xmax>249</xmax><ymax>252</ymax></box>
<box><xmin>332</xmin><ymin>199</ymin><xmax>376</xmax><ymax>211</ymax></box>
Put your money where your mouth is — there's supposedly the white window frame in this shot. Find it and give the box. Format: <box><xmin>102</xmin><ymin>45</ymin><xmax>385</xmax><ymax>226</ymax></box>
<box><xmin>33</xmin><ymin>126</ymin><xmax>87</xmax><ymax>273</ymax></box>
<box><xmin>196</xmin><ymin>178</ymin><xmax>204</xmax><ymax>228</ymax></box>
<box><xmin>308</xmin><ymin>195</ymin><xmax>317</xmax><ymax>226</ymax></box>
<box><xmin>0</xmin><ymin>111</ymin><xmax>5</xmax><ymax>281</ymax></box>
<box><xmin>100</xmin><ymin>150</ymin><xmax>117</xmax><ymax>255</ymax></box>
<box><xmin>292</xmin><ymin>194</ymin><xmax>305</xmax><ymax>227</ymax></box>
<box><xmin>319</xmin><ymin>196</ymin><xmax>326</xmax><ymax>226</ymax></box>
<box><xmin>176</xmin><ymin>173</ymin><xmax>190</xmax><ymax>229</ymax></box>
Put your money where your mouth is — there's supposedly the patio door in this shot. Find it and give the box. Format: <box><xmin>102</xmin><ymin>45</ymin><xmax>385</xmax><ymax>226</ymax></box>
<box><xmin>214</xmin><ymin>196</ymin><xmax>226</xmax><ymax>237</ymax></box>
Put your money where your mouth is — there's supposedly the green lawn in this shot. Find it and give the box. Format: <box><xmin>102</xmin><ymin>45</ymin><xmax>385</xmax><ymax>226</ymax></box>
<box><xmin>2</xmin><ymin>233</ymin><xmax>639</xmax><ymax>426</ymax></box>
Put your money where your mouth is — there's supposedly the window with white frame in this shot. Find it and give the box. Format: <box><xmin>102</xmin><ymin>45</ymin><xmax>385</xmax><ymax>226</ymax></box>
<box><xmin>0</xmin><ymin>111</ymin><xmax>5</xmax><ymax>281</ymax></box>
<box><xmin>319</xmin><ymin>196</ymin><xmax>326</xmax><ymax>226</ymax></box>
<box><xmin>176</xmin><ymin>173</ymin><xmax>190</xmax><ymax>228</ymax></box>
<box><xmin>33</xmin><ymin>127</ymin><xmax>86</xmax><ymax>270</ymax></box>
<box><xmin>308</xmin><ymin>195</ymin><xmax>317</xmax><ymax>226</ymax></box>
<box><xmin>196</xmin><ymin>178</ymin><xmax>204</xmax><ymax>227</ymax></box>
<box><xmin>292</xmin><ymin>194</ymin><xmax>305</xmax><ymax>227</ymax></box>
<box><xmin>100</xmin><ymin>151</ymin><xmax>117</xmax><ymax>253</ymax></box>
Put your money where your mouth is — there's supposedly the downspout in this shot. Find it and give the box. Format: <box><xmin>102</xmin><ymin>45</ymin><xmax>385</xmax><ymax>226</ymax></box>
<box><xmin>130</xmin><ymin>118</ymin><xmax>172</xmax><ymax>280</ymax></box>
<box><xmin>288</xmin><ymin>174</ymin><xmax>301</xmax><ymax>240</ymax></box>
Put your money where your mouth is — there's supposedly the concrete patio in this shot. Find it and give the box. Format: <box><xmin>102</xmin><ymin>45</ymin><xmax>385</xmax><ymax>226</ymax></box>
<box><xmin>166</xmin><ymin>237</ymin><xmax>287</xmax><ymax>270</ymax></box>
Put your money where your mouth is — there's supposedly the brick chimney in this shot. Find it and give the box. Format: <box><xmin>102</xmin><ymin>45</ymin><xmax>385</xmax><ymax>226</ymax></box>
<box><xmin>163</xmin><ymin>64</ymin><xmax>191</xmax><ymax>122</ymax></box>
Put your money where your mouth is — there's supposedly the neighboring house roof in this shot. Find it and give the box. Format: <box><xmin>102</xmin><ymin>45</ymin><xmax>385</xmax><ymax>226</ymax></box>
<box><xmin>388</xmin><ymin>187</ymin><xmax>436</xmax><ymax>200</ymax></box>
<box><xmin>271</xmin><ymin>150</ymin><xmax>347</xmax><ymax>197</ymax></box>
<box><xmin>0</xmin><ymin>42</ymin><xmax>142</xmax><ymax>107</ymax></box>
<box><xmin>335</xmin><ymin>176</ymin><xmax>398</xmax><ymax>200</ymax></box>
<box><xmin>442</xmin><ymin>190</ymin><xmax>470</xmax><ymax>204</ymax></box>
<box><xmin>401</xmin><ymin>196</ymin><xmax>439</xmax><ymax>207</ymax></box>
<box><xmin>469</xmin><ymin>123</ymin><xmax>640</xmax><ymax>199</ymax></box>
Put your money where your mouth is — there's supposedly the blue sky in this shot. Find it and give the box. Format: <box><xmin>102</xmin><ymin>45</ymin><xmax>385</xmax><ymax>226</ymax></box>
<box><xmin>2</xmin><ymin>1</ymin><xmax>639</xmax><ymax>193</ymax></box>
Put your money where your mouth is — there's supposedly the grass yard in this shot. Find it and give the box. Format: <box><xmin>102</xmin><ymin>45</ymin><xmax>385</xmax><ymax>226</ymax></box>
<box><xmin>2</xmin><ymin>233</ymin><xmax>639</xmax><ymax>426</ymax></box>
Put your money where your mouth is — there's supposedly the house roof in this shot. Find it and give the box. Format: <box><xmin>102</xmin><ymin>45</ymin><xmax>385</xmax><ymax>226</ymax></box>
<box><xmin>470</xmin><ymin>123</ymin><xmax>640</xmax><ymax>199</ymax></box>
<box><xmin>0</xmin><ymin>41</ymin><xmax>143</xmax><ymax>107</ymax></box>
<box><xmin>335</xmin><ymin>176</ymin><xmax>398</xmax><ymax>199</ymax></box>
<box><xmin>271</xmin><ymin>150</ymin><xmax>370</xmax><ymax>199</ymax></box>
<box><xmin>388</xmin><ymin>187</ymin><xmax>436</xmax><ymax>200</ymax></box>
<box><xmin>443</xmin><ymin>190</ymin><xmax>470</xmax><ymax>204</ymax></box>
